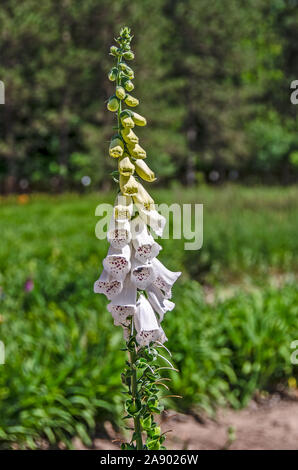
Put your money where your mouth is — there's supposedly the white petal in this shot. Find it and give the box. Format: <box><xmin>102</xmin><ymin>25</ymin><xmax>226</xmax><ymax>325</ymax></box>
<box><xmin>130</xmin><ymin>251</ymin><xmax>156</xmax><ymax>289</ymax></box>
<box><xmin>114</xmin><ymin>194</ymin><xmax>133</xmax><ymax>221</ymax></box>
<box><xmin>135</xmin><ymin>294</ymin><xmax>159</xmax><ymax>330</ymax></box>
<box><xmin>151</xmin><ymin>258</ymin><xmax>181</xmax><ymax>298</ymax></box>
<box><xmin>135</xmin><ymin>203</ymin><xmax>166</xmax><ymax>237</ymax></box>
<box><xmin>146</xmin><ymin>284</ymin><xmax>175</xmax><ymax>322</ymax></box>
<box><xmin>107</xmin><ymin>276</ymin><xmax>137</xmax><ymax>326</ymax></box>
<box><xmin>103</xmin><ymin>244</ymin><xmax>131</xmax><ymax>281</ymax></box>
<box><xmin>131</xmin><ymin>216</ymin><xmax>162</xmax><ymax>263</ymax></box>
<box><xmin>94</xmin><ymin>268</ymin><xmax>123</xmax><ymax>299</ymax></box>
<box><xmin>107</xmin><ymin>215</ymin><xmax>131</xmax><ymax>249</ymax></box>
<box><xmin>134</xmin><ymin>294</ymin><xmax>166</xmax><ymax>346</ymax></box>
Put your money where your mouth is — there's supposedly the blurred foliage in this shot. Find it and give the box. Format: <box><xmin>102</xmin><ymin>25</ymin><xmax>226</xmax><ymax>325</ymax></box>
<box><xmin>0</xmin><ymin>186</ymin><xmax>297</xmax><ymax>447</ymax></box>
<box><xmin>0</xmin><ymin>0</ymin><xmax>298</xmax><ymax>192</ymax></box>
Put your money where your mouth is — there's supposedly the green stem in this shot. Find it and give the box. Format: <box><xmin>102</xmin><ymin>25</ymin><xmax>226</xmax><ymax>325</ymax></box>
<box><xmin>129</xmin><ymin>344</ymin><xmax>143</xmax><ymax>450</ymax></box>
<box><xmin>116</xmin><ymin>55</ymin><xmax>122</xmax><ymax>133</ymax></box>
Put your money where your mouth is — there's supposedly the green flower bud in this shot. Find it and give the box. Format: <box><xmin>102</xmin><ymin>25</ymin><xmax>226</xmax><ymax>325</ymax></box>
<box><xmin>119</xmin><ymin>62</ymin><xmax>126</xmax><ymax>71</ymax></box>
<box><xmin>120</xmin><ymin>26</ymin><xmax>131</xmax><ymax>39</ymax></box>
<box><xmin>134</xmin><ymin>159</ymin><xmax>156</xmax><ymax>182</ymax></box>
<box><xmin>119</xmin><ymin>62</ymin><xmax>134</xmax><ymax>78</ymax></box>
<box><xmin>120</xmin><ymin>109</ymin><xmax>135</xmax><ymax>128</ymax></box>
<box><xmin>118</xmin><ymin>154</ymin><xmax>135</xmax><ymax>176</ymax></box>
<box><xmin>125</xmin><ymin>94</ymin><xmax>139</xmax><ymax>107</ymax></box>
<box><xmin>121</xmin><ymin>116</ymin><xmax>134</xmax><ymax>128</ymax></box>
<box><xmin>121</xmin><ymin>128</ymin><xmax>139</xmax><ymax>144</ymax></box>
<box><xmin>127</xmin><ymin>143</ymin><xmax>147</xmax><ymax>159</ymax></box>
<box><xmin>125</xmin><ymin>67</ymin><xmax>134</xmax><ymax>79</ymax></box>
<box><xmin>109</xmin><ymin>136</ymin><xmax>124</xmax><ymax>158</ymax></box>
<box><xmin>108</xmin><ymin>67</ymin><xmax>118</xmax><ymax>81</ymax></box>
<box><xmin>132</xmin><ymin>112</ymin><xmax>147</xmax><ymax>126</ymax></box>
<box><xmin>133</xmin><ymin>183</ymin><xmax>154</xmax><ymax>210</ymax></box>
<box><xmin>123</xmin><ymin>79</ymin><xmax>134</xmax><ymax>92</ymax></box>
<box><xmin>107</xmin><ymin>95</ymin><xmax>119</xmax><ymax>112</ymax></box>
<box><xmin>110</xmin><ymin>46</ymin><xmax>119</xmax><ymax>56</ymax></box>
<box><xmin>115</xmin><ymin>86</ymin><xmax>126</xmax><ymax>100</ymax></box>
<box><xmin>120</xmin><ymin>174</ymin><xmax>138</xmax><ymax>196</ymax></box>
<box><xmin>123</xmin><ymin>51</ymin><xmax>134</xmax><ymax>60</ymax></box>
<box><xmin>114</xmin><ymin>195</ymin><xmax>133</xmax><ymax>220</ymax></box>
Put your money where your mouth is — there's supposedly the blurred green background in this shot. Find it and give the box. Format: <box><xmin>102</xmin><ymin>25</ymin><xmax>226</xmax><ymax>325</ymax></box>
<box><xmin>0</xmin><ymin>0</ymin><xmax>298</xmax><ymax>449</ymax></box>
<box><xmin>1</xmin><ymin>0</ymin><xmax>298</xmax><ymax>191</ymax></box>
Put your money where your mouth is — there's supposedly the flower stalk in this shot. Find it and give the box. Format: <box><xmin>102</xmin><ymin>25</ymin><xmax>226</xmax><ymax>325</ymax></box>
<box><xmin>95</xmin><ymin>26</ymin><xmax>181</xmax><ymax>450</ymax></box>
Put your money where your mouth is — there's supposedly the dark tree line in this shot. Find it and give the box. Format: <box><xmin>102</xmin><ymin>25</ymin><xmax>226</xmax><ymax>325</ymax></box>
<box><xmin>0</xmin><ymin>0</ymin><xmax>297</xmax><ymax>193</ymax></box>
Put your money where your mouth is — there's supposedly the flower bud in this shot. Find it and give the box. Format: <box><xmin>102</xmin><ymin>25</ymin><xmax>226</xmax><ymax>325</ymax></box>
<box><xmin>123</xmin><ymin>79</ymin><xmax>134</xmax><ymax>92</ymax></box>
<box><xmin>123</xmin><ymin>51</ymin><xmax>134</xmax><ymax>60</ymax></box>
<box><xmin>125</xmin><ymin>94</ymin><xmax>139</xmax><ymax>107</ymax></box>
<box><xmin>119</xmin><ymin>62</ymin><xmax>134</xmax><ymax>78</ymax></box>
<box><xmin>114</xmin><ymin>195</ymin><xmax>133</xmax><ymax>221</ymax></box>
<box><xmin>120</xmin><ymin>109</ymin><xmax>135</xmax><ymax>127</ymax></box>
<box><xmin>121</xmin><ymin>128</ymin><xmax>139</xmax><ymax>144</ymax></box>
<box><xmin>125</xmin><ymin>67</ymin><xmax>134</xmax><ymax>79</ymax></box>
<box><xmin>107</xmin><ymin>95</ymin><xmax>119</xmax><ymax>112</ymax></box>
<box><xmin>120</xmin><ymin>174</ymin><xmax>139</xmax><ymax>196</ymax></box>
<box><xmin>133</xmin><ymin>183</ymin><xmax>155</xmax><ymax>210</ymax></box>
<box><xmin>127</xmin><ymin>143</ymin><xmax>147</xmax><ymax>159</ymax></box>
<box><xmin>109</xmin><ymin>136</ymin><xmax>124</xmax><ymax>158</ymax></box>
<box><xmin>121</xmin><ymin>116</ymin><xmax>135</xmax><ymax>128</ymax></box>
<box><xmin>110</xmin><ymin>46</ymin><xmax>119</xmax><ymax>56</ymax></box>
<box><xmin>132</xmin><ymin>112</ymin><xmax>147</xmax><ymax>126</ymax></box>
<box><xmin>118</xmin><ymin>155</ymin><xmax>135</xmax><ymax>176</ymax></box>
<box><xmin>108</xmin><ymin>67</ymin><xmax>118</xmax><ymax>81</ymax></box>
<box><xmin>115</xmin><ymin>86</ymin><xmax>126</xmax><ymax>100</ymax></box>
<box><xmin>134</xmin><ymin>159</ymin><xmax>156</xmax><ymax>182</ymax></box>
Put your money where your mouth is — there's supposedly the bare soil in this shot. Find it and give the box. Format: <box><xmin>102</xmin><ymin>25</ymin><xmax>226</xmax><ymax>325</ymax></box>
<box><xmin>75</xmin><ymin>395</ymin><xmax>298</xmax><ymax>450</ymax></box>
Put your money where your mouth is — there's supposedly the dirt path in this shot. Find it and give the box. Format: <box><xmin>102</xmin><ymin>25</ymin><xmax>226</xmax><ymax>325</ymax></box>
<box><xmin>83</xmin><ymin>397</ymin><xmax>298</xmax><ymax>450</ymax></box>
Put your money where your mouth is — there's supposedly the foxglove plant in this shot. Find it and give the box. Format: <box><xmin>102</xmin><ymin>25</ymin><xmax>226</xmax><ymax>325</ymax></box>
<box><xmin>94</xmin><ymin>27</ymin><xmax>181</xmax><ymax>450</ymax></box>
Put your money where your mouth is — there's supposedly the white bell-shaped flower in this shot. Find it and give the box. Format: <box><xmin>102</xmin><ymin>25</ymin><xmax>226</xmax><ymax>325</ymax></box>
<box><xmin>94</xmin><ymin>268</ymin><xmax>123</xmax><ymax>299</ymax></box>
<box><xmin>107</xmin><ymin>215</ymin><xmax>131</xmax><ymax>249</ymax></box>
<box><xmin>107</xmin><ymin>275</ymin><xmax>137</xmax><ymax>327</ymax></box>
<box><xmin>130</xmin><ymin>250</ymin><xmax>156</xmax><ymax>289</ymax></box>
<box><xmin>135</xmin><ymin>203</ymin><xmax>166</xmax><ymax>237</ymax></box>
<box><xmin>134</xmin><ymin>294</ymin><xmax>167</xmax><ymax>346</ymax></box>
<box><xmin>103</xmin><ymin>244</ymin><xmax>131</xmax><ymax>281</ymax></box>
<box><xmin>152</xmin><ymin>258</ymin><xmax>181</xmax><ymax>298</ymax></box>
<box><xmin>146</xmin><ymin>284</ymin><xmax>175</xmax><ymax>322</ymax></box>
<box><xmin>131</xmin><ymin>216</ymin><xmax>162</xmax><ymax>263</ymax></box>
<box><xmin>114</xmin><ymin>194</ymin><xmax>134</xmax><ymax>221</ymax></box>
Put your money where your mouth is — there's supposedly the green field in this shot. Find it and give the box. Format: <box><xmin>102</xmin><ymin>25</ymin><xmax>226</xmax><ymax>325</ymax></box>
<box><xmin>0</xmin><ymin>185</ymin><xmax>297</xmax><ymax>448</ymax></box>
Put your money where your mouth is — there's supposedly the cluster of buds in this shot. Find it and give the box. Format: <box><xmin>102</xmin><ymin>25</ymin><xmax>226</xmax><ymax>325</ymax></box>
<box><xmin>94</xmin><ymin>27</ymin><xmax>181</xmax><ymax>450</ymax></box>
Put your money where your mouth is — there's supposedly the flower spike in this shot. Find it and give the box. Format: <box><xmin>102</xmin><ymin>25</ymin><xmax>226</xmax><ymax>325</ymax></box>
<box><xmin>94</xmin><ymin>27</ymin><xmax>181</xmax><ymax>450</ymax></box>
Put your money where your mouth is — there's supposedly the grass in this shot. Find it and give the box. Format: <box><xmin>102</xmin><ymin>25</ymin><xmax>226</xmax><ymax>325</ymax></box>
<box><xmin>0</xmin><ymin>184</ymin><xmax>297</xmax><ymax>448</ymax></box>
